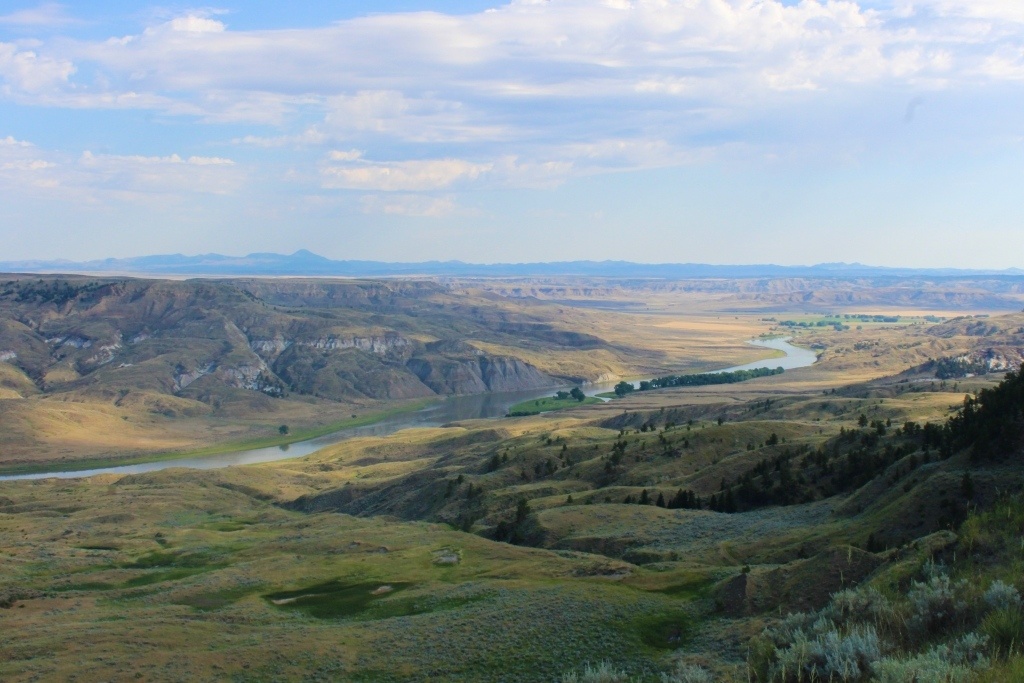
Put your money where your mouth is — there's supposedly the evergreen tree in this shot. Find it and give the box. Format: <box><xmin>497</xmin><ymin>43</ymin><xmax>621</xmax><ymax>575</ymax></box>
<box><xmin>724</xmin><ymin>487</ymin><xmax>737</xmax><ymax>513</ymax></box>
<box><xmin>961</xmin><ymin>470</ymin><xmax>975</xmax><ymax>501</ymax></box>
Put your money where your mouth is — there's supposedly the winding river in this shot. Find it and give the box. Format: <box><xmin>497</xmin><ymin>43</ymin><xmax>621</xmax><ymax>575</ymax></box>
<box><xmin>0</xmin><ymin>337</ymin><xmax>815</xmax><ymax>481</ymax></box>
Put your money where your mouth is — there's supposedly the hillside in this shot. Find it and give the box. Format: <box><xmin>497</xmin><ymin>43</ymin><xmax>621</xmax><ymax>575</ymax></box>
<box><xmin>1</xmin><ymin>298</ymin><xmax>1024</xmax><ymax>680</ymax></box>
<box><xmin>3</xmin><ymin>357</ymin><xmax>1024</xmax><ymax>680</ymax></box>
<box><xmin>0</xmin><ymin>275</ymin><xmax>665</xmax><ymax>468</ymax></box>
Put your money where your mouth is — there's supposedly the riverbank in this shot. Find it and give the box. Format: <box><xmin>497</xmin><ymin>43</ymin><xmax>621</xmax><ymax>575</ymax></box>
<box><xmin>507</xmin><ymin>395</ymin><xmax>603</xmax><ymax>415</ymax></box>
<box><xmin>0</xmin><ymin>399</ymin><xmax>437</xmax><ymax>478</ymax></box>
<box><xmin>2</xmin><ymin>337</ymin><xmax>818</xmax><ymax>481</ymax></box>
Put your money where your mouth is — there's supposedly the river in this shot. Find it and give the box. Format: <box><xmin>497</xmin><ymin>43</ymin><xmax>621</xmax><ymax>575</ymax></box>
<box><xmin>0</xmin><ymin>337</ymin><xmax>815</xmax><ymax>481</ymax></box>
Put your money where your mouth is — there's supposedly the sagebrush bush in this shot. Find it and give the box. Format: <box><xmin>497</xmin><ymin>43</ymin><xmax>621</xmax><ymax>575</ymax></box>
<box><xmin>754</xmin><ymin>577</ymin><xmax>1001</xmax><ymax>682</ymax></box>
<box><xmin>872</xmin><ymin>651</ymin><xmax>974</xmax><ymax>683</ymax></box>
<box><xmin>770</xmin><ymin>623</ymin><xmax>879</xmax><ymax>682</ymax></box>
<box><xmin>660</xmin><ymin>662</ymin><xmax>713</xmax><ymax>683</ymax></box>
<box><xmin>561</xmin><ymin>662</ymin><xmax>634</xmax><ymax>683</ymax></box>
<box><xmin>764</xmin><ymin>612</ymin><xmax>820</xmax><ymax>648</ymax></box>
<box><xmin>907</xmin><ymin>575</ymin><xmax>970</xmax><ymax>638</ymax></box>
<box><xmin>940</xmin><ymin>631</ymin><xmax>991</xmax><ymax>668</ymax></box>
<box><xmin>982</xmin><ymin>580</ymin><xmax>1022</xmax><ymax>613</ymax></box>
<box><xmin>825</xmin><ymin>588</ymin><xmax>897</xmax><ymax>630</ymax></box>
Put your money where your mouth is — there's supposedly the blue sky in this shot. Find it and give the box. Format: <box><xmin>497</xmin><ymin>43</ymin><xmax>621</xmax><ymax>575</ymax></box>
<box><xmin>1</xmin><ymin>1</ymin><xmax>1022</xmax><ymax>267</ymax></box>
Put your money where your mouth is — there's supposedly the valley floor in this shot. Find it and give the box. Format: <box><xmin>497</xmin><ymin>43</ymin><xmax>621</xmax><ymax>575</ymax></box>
<box><xmin>3</xmin><ymin>280</ymin><xmax>1024</xmax><ymax>681</ymax></box>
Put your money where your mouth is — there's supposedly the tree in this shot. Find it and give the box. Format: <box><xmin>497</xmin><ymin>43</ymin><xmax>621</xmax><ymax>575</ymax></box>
<box><xmin>614</xmin><ymin>381</ymin><xmax>635</xmax><ymax>397</ymax></box>
<box><xmin>515</xmin><ymin>498</ymin><xmax>531</xmax><ymax>525</ymax></box>
<box><xmin>858</xmin><ymin>413</ymin><xmax>869</xmax><ymax>428</ymax></box>
<box><xmin>495</xmin><ymin>498</ymin><xmax>533</xmax><ymax>545</ymax></box>
<box><xmin>656</xmin><ymin>492</ymin><xmax>666</xmax><ymax>508</ymax></box>
<box><xmin>570</xmin><ymin>387</ymin><xmax>586</xmax><ymax>402</ymax></box>
<box><xmin>278</xmin><ymin>424</ymin><xmax>289</xmax><ymax>435</ymax></box>
<box><xmin>961</xmin><ymin>471</ymin><xmax>975</xmax><ymax>500</ymax></box>
<box><xmin>639</xmin><ymin>489</ymin><xmax>650</xmax><ymax>505</ymax></box>
<box><xmin>767</xmin><ymin>432</ymin><xmax>779</xmax><ymax>446</ymax></box>
<box><xmin>724</xmin><ymin>488</ymin><xmax>737</xmax><ymax>513</ymax></box>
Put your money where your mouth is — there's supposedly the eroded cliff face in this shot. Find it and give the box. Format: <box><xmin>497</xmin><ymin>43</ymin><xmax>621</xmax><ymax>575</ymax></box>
<box><xmin>0</xmin><ymin>276</ymin><xmax>574</xmax><ymax>407</ymax></box>
<box><xmin>407</xmin><ymin>355</ymin><xmax>554</xmax><ymax>395</ymax></box>
<box><xmin>230</xmin><ymin>278</ymin><xmax>446</xmax><ymax>310</ymax></box>
<box><xmin>249</xmin><ymin>332</ymin><xmax>413</xmax><ymax>363</ymax></box>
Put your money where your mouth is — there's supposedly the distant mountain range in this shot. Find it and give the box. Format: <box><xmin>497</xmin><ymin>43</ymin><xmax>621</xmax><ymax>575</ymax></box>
<box><xmin>1</xmin><ymin>250</ymin><xmax>1022</xmax><ymax>279</ymax></box>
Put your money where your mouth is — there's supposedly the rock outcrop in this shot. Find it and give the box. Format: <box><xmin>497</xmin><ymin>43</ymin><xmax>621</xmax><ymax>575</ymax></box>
<box><xmin>0</xmin><ymin>275</ymin><xmax>598</xmax><ymax>407</ymax></box>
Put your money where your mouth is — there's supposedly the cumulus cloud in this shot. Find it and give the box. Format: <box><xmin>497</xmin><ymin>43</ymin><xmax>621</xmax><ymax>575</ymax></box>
<box><xmin>0</xmin><ymin>42</ymin><xmax>75</xmax><ymax>92</ymax></box>
<box><xmin>321</xmin><ymin>156</ymin><xmax>492</xmax><ymax>191</ymax></box>
<box><xmin>236</xmin><ymin>127</ymin><xmax>329</xmax><ymax>148</ymax></box>
<box><xmin>77</xmin><ymin>151</ymin><xmax>241</xmax><ymax>195</ymax></box>
<box><xmin>21</xmin><ymin>3</ymin><xmax>1022</xmax><ymax>105</ymax></box>
<box><xmin>3</xmin><ymin>1</ymin><xmax>1024</xmax><ymax>196</ymax></box>
<box><xmin>0</xmin><ymin>134</ymin><xmax>58</xmax><ymax>187</ymax></box>
<box><xmin>323</xmin><ymin>91</ymin><xmax>510</xmax><ymax>142</ymax></box>
<box><xmin>328</xmin><ymin>149</ymin><xmax>364</xmax><ymax>161</ymax></box>
<box><xmin>360</xmin><ymin>194</ymin><xmax>458</xmax><ymax>217</ymax></box>
<box><xmin>0</xmin><ymin>136</ymin><xmax>243</xmax><ymax>200</ymax></box>
<box><xmin>0</xmin><ymin>135</ymin><xmax>33</xmax><ymax>147</ymax></box>
<box><xmin>165</xmin><ymin>15</ymin><xmax>226</xmax><ymax>34</ymax></box>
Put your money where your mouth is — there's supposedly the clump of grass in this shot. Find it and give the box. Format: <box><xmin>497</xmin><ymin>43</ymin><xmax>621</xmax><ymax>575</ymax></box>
<box><xmin>561</xmin><ymin>662</ymin><xmax>636</xmax><ymax>683</ymax></box>
<box><xmin>660</xmin><ymin>662</ymin><xmax>713</xmax><ymax>683</ymax></box>
<box><xmin>981</xmin><ymin>608</ymin><xmax>1024</xmax><ymax>659</ymax></box>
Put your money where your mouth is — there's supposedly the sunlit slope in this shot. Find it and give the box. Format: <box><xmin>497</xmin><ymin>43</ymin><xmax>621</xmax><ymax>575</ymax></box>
<box><xmin>0</xmin><ymin>275</ymin><xmax>675</xmax><ymax>468</ymax></box>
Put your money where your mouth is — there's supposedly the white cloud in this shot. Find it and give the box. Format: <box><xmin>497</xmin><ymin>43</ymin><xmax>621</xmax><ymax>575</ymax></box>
<box><xmin>165</xmin><ymin>16</ymin><xmax>226</xmax><ymax>34</ymax></box>
<box><xmin>0</xmin><ymin>134</ymin><xmax>59</xmax><ymax>189</ymax></box>
<box><xmin>77</xmin><ymin>151</ymin><xmax>241</xmax><ymax>195</ymax></box>
<box><xmin>0</xmin><ymin>135</ymin><xmax>33</xmax><ymax>147</ymax></box>
<box><xmin>236</xmin><ymin>127</ymin><xmax>329</xmax><ymax>148</ymax></box>
<box><xmin>360</xmin><ymin>194</ymin><xmax>458</xmax><ymax>217</ymax></box>
<box><xmin>321</xmin><ymin>157</ymin><xmax>492</xmax><ymax>191</ymax></box>
<box><xmin>0</xmin><ymin>3</ymin><xmax>79</xmax><ymax>28</ymax></box>
<box><xmin>2</xmin><ymin>1</ymin><xmax>1024</xmax><ymax>193</ymax></box>
<box><xmin>0</xmin><ymin>137</ymin><xmax>243</xmax><ymax>200</ymax></box>
<box><xmin>323</xmin><ymin>91</ymin><xmax>510</xmax><ymax>142</ymax></box>
<box><xmin>328</xmin><ymin>149</ymin><xmax>363</xmax><ymax>161</ymax></box>
<box><xmin>0</xmin><ymin>41</ymin><xmax>75</xmax><ymax>92</ymax></box>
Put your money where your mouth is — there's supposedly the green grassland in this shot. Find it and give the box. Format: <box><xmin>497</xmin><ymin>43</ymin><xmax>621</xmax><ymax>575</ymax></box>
<box><xmin>3</xmin><ymin>288</ymin><xmax>1024</xmax><ymax>681</ymax></box>
<box><xmin>3</xmin><ymin>363</ymin><xmax>1019</xmax><ymax>680</ymax></box>
<box><xmin>508</xmin><ymin>395</ymin><xmax>604</xmax><ymax>415</ymax></box>
<box><xmin>0</xmin><ymin>468</ymin><xmax>705</xmax><ymax>682</ymax></box>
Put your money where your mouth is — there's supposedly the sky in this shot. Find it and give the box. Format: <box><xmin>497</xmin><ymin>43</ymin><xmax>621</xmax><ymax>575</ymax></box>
<box><xmin>1</xmin><ymin>1</ymin><xmax>1023</xmax><ymax>267</ymax></box>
